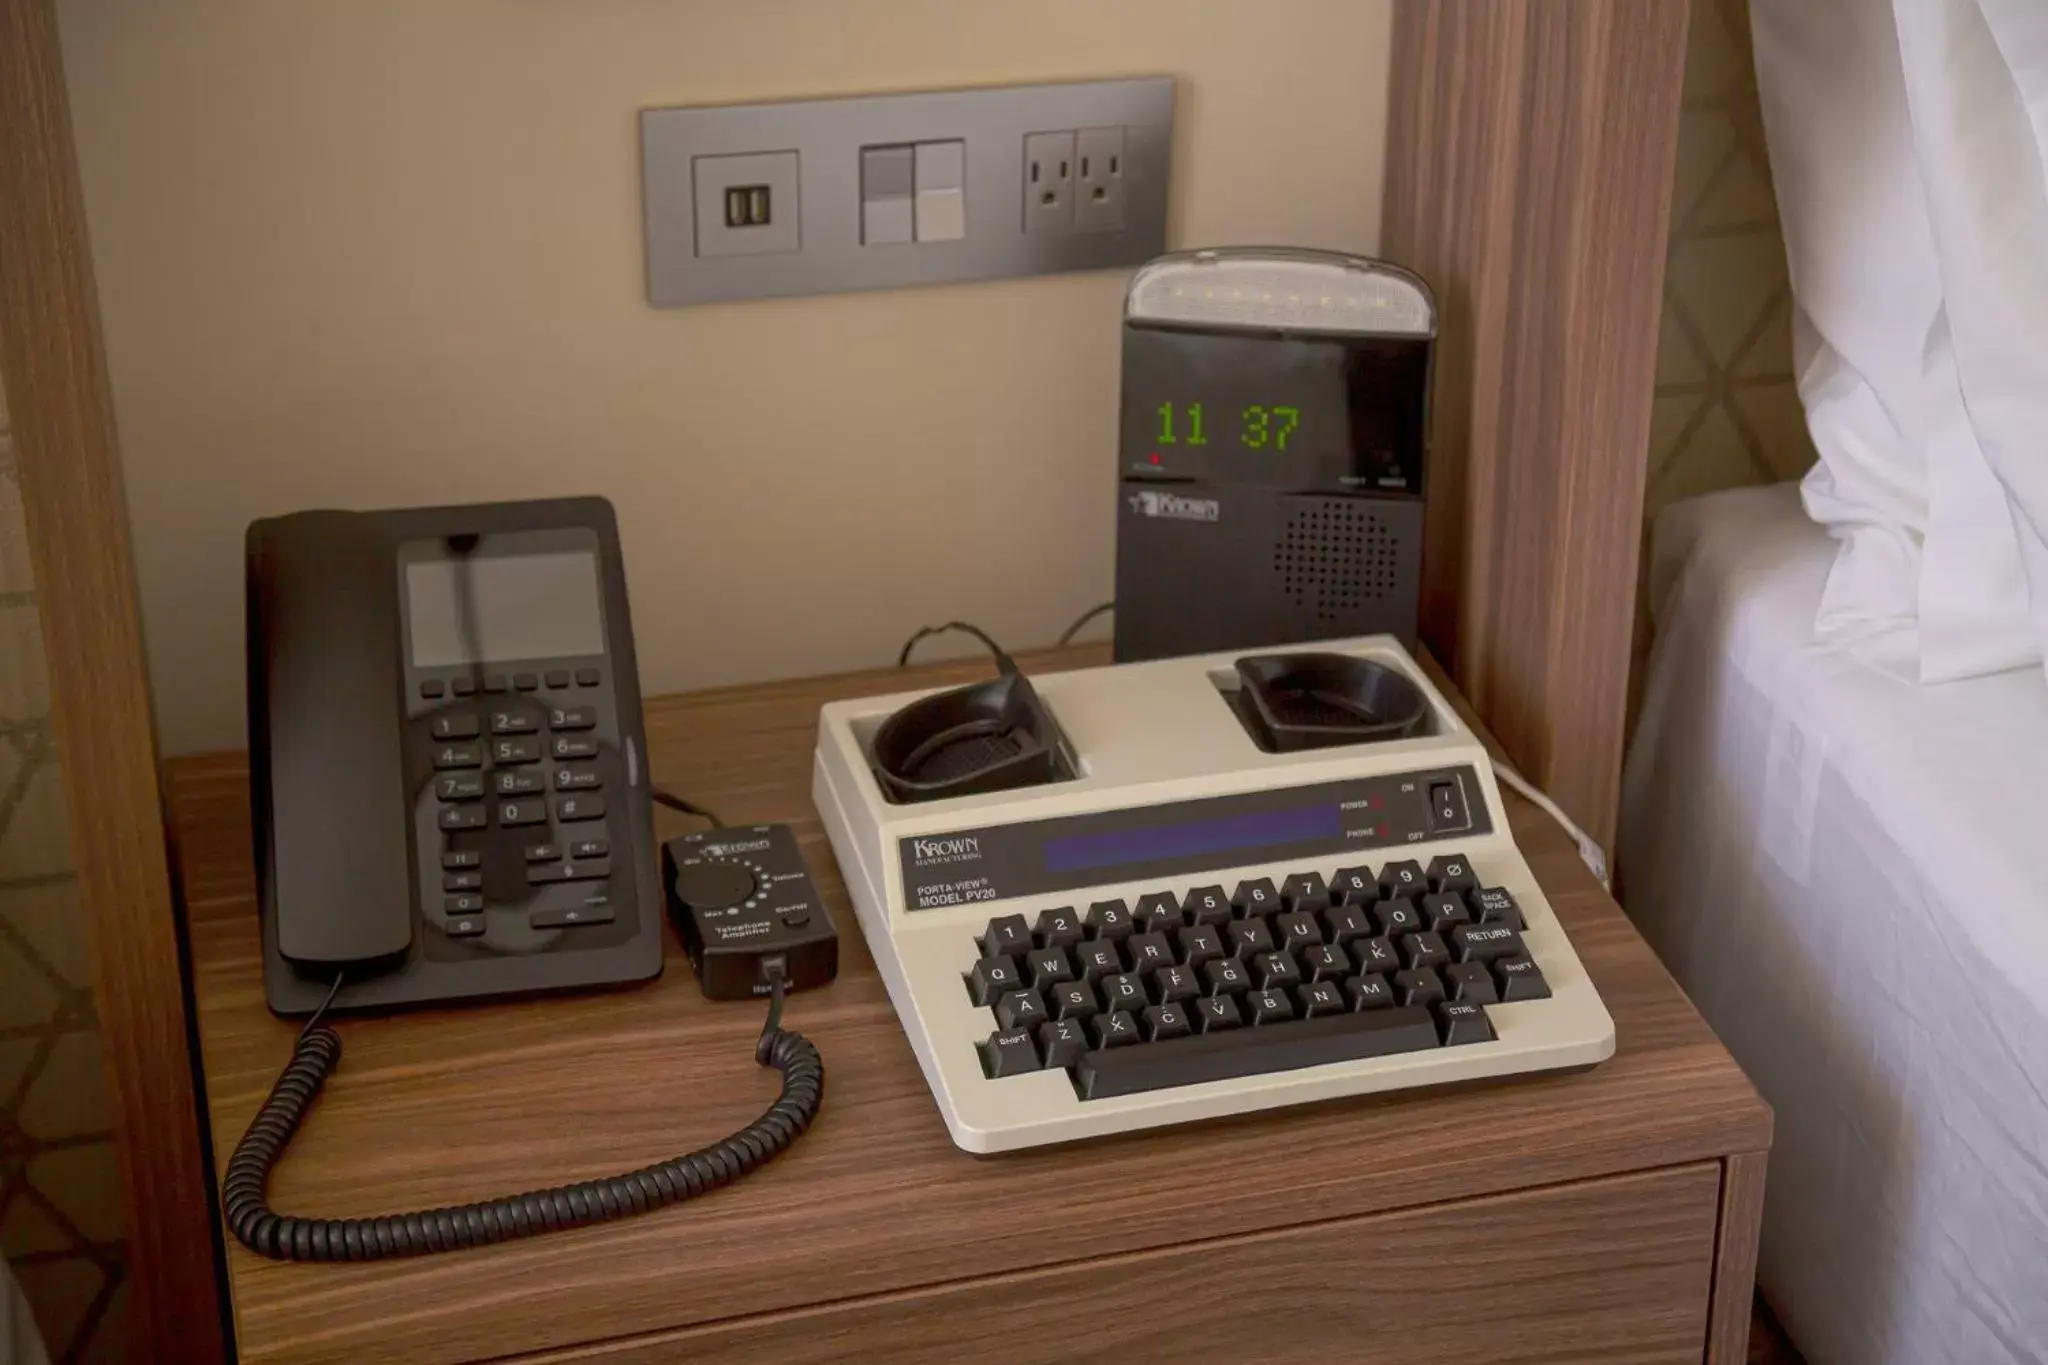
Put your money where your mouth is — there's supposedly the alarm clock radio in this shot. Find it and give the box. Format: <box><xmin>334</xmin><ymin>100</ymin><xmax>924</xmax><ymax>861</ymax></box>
<box><xmin>1112</xmin><ymin>248</ymin><xmax>1436</xmax><ymax>663</ymax></box>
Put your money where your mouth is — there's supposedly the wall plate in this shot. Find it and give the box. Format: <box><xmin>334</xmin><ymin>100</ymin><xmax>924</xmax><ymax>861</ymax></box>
<box><xmin>641</xmin><ymin>77</ymin><xmax>1173</xmax><ymax>307</ymax></box>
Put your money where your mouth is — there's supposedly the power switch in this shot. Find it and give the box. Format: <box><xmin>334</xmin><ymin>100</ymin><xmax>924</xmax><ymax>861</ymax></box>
<box><xmin>1427</xmin><ymin>781</ymin><xmax>1470</xmax><ymax>834</ymax></box>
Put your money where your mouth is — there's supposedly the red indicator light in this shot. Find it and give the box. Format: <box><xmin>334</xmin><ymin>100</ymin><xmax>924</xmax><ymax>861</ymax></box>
<box><xmin>1368</xmin><ymin>794</ymin><xmax>1386</xmax><ymax>811</ymax></box>
<box><xmin>1149</xmin><ymin>452</ymin><xmax>1162</xmax><ymax>465</ymax></box>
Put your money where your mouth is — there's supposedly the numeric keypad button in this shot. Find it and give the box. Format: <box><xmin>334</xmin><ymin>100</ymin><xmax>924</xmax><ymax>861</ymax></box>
<box><xmin>1181</xmin><ymin>885</ymin><xmax>1232</xmax><ymax>926</ymax></box>
<box><xmin>1033</xmin><ymin>907</ymin><xmax>1084</xmax><ymax>949</ymax></box>
<box><xmin>1231</xmin><ymin>878</ymin><xmax>1280</xmax><ymax>916</ymax></box>
<box><xmin>1280</xmin><ymin>871</ymin><xmax>1331</xmax><ymax>912</ymax></box>
<box><xmin>1331</xmin><ymin>865</ymin><xmax>1378</xmax><ymax>906</ymax></box>
<box><xmin>1378</xmin><ymin>859</ymin><xmax>1426</xmax><ymax>901</ymax></box>
<box><xmin>1085</xmin><ymin>900</ymin><xmax>1134</xmax><ymax>941</ymax></box>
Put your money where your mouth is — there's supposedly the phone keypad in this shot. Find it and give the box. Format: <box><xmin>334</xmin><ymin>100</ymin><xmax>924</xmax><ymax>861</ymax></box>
<box><xmin>424</xmin><ymin>678</ymin><xmax>618</xmax><ymax>935</ymax></box>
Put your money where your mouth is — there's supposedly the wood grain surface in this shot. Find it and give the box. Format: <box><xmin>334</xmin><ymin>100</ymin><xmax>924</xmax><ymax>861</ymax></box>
<box><xmin>170</xmin><ymin>646</ymin><xmax>1768</xmax><ymax>1365</ymax></box>
<box><xmin>1383</xmin><ymin>0</ymin><xmax>1691</xmax><ymax>852</ymax></box>
<box><xmin>0</xmin><ymin>3</ymin><xmax>230</xmax><ymax>1357</ymax></box>
<box><xmin>1707</xmin><ymin>1150</ymin><xmax>1771</xmax><ymax>1365</ymax></box>
<box><xmin>532</xmin><ymin>1164</ymin><xmax>1723</xmax><ymax>1365</ymax></box>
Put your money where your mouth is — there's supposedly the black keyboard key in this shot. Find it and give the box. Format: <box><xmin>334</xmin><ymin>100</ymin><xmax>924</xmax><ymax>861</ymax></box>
<box><xmin>1227</xmin><ymin>918</ymin><xmax>1277</xmax><ymax>959</ymax></box>
<box><xmin>527</xmin><ymin>859</ymin><xmax>610</xmax><ymax>884</ymax></box>
<box><xmin>498</xmin><ymin>798</ymin><xmax>547</xmax><ymax>827</ymax></box>
<box><xmin>1086</xmin><ymin>900</ymin><xmax>1135</xmax><ymax>941</ymax></box>
<box><xmin>1076</xmin><ymin>1004</ymin><xmax>1442</xmax><ymax>1099</ymax></box>
<box><xmin>1203</xmin><ymin>958</ymin><xmax>1251</xmax><ymax>996</ymax></box>
<box><xmin>430</xmin><ymin>712</ymin><xmax>481</xmax><ymax>740</ymax></box>
<box><xmin>1274</xmin><ymin>910</ymin><xmax>1323</xmax><ymax>951</ymax></box>
<box><xmin>1231</xmin><ymin>878</ymin><xmax>1281</xmax><ymax>916</ymax></box>
<box><xmin>435</xmin><ymin>772</ymin><xmax>484</xmax><ymax>801</ymax></box>
<box><xmin>439</xmin><ymin>805</ymin><xmax>487</xmax><ymax>831</ymax></box>
<box><xmin>1494</xmin><ymin>954</ymin><xmax>1551</xmax><ymax>1001</ymax></box>
<box><xmin>493</xmin><ymin>737</ymin><xmax>542</xmax><ymax>765</ymax></box>
<box><xmin>1176</xmin><ymin>923</ymin><xmax>1225</xmax><ymax>968</ymax></box>
<box><xmin>1246</xmin><ymin>988</ymin><xmax>1294</xmax><ymax>1026</ymax></box>
<box><xmin>1330</xmin><ymin>865</ymin><xmax>1379</xmax><ymax>906</ymax></box>
<box><xmin>1323</xmin><ymin>903</ymin><xmax>1374</xmax><ymax>945</ymax></box>
<box><xmin>1300</xmin><ymin>942</ymin><xmax>1353</xmax><ymax>982</ymax></box>
<box><xmin>554</xmin><ymin>795</ymin><xmax>605</xmax><ymax>823</ymax></box>
<box><xmin>1443</xmin><ymin>961</ymin><xmax>1499</xmax><ymax>1004</ymax></box>
<box><xmin>1372</xmin><ymin>900</ymin><xmax>1424</xmax><ymax>939</ymax></box>
<box><xmin>1033</xmin><ymin>907</ymin><xmax>1084</xmax><ymax>949</ymax></box>
<box><xmin>1420</xmin><ymin>892</ymin><xmax>1471</xmax><ymax>934</ymax></box>
<box><xmin>968</xmin><ymin>957</ymin><xmax>1027</xmax><ymax>1006</ymax></box>
<box><xmin>1346</xmin><ymin>974</ymin><xmax>1396</xmax><ymax>1011</ymax></box>
<box><xmin>444</xmin><ymin>915</ymin><xmax>485</xmax><ymax>938</ymax></box>
<box><xmin>1451</xmin><ymin>923</ymin><xmax>1525</xmax><ymax>963</ymax></box>
<box><xmin>554</xmin><ymin>766</ymin><xmax>602</xmax><ymax>791</ymax></box>
<box><xmin>547</xmin><ymin>705</ymin><xmax>597</xmax><ymax>731</ymax></box>
<box><xmin>1471</xmin><ymin>886</ymin><xmax>1526</xmax><ymax>930</ymax></box>
<box><xmin>531</xmin><ymin>906</ymin><xmax>607</xmax><ymax>934</ymax></box>
<box><xmin>420</xmin><ymin>679</ymin><xmax>446</xmax><ymax>699</ymax></box>
<box><xmin>1194</xmin><ymin>996</ymin><xmax>1242</xmax><ymax>1034</ymax></box>
<box><xmin>451</xmin><ymin>676</ymin><xmax>477</xmax><ymax>696</ymax></box>
<box><xmin>494</xmin><ymin>769</ymin><xmax>544</xmax><ymax>795</ymax></box>
<box><xmin>1395</xmin><ymin>968</ymin><xmax>1446</xmax><ymax>1008</ymax></box>
<box><xmin>1181</xmin><ymin>885</ymin><xmax>1232</xmax><ymax>926</ymax></box>
<box><xmin>569</xmin><ymin>838</ymin><xmax>608</xmax><ymax>860</ymax></box>
<box><xmin>1074</xmin><ymin>941</ymin><xmax>1123</xmax><ymax>984</ymax></box>
<box><xmin>1098</xmin><ymin>973</ymin><xmax>1148</xmax><ymax>1015</ymax></box>
<box><xmin>1427</xmin><ymin>853</ymin><xmax>1479</xmax><ymax>895</ymax></box>
<box><xmin>432</xmin><ymin>743</ymin><xmax>483</xmax><ymax>771</ymax></box>
<box><xmin>444</xmin><ymin>893</ymin><xmax>484</xmax><ymax>915</ymax></box>
<box><xmin>545</xmin><ymin>669</ymin><xmax>572</xmax><ymax>689</ymax></box>
<box><xmin>524</xmin><ymin>841</ymin><xmax>560</xmax><ymax>863</ymax></box>
<box><xmin>575</xmin><ymin>666</ymin><xmax>601</xmax><ymax>687</ymax></box>
<box><xmin>1027</xmin><ymin>947</ymin><xmax>1076</xmax><ymax>991</ymax></box>
<box><xmin>1090</xmin><ymin>1011</ymin><xmax>1141</xmax><ymax>1049</ymax></box>
<box><xmin>1125</xmin><ymin>932</ymin><xmax>1175</xmax><ymax>977</ymax></box>
<box><xmin>1435</xmin><ymin>1000</ymin><xmax>1496</xmax><ymax>1046</ymax></box>
<box><xmin>979</xmin><ymin>1029</ymin><xmax>1041</xmax><ymax>1078</ymax></box>
<box><xmin>1049</xmin><ymin>982</ymin><xmax>1098</xmax><ymax>1021</ymax></box>
<box><xmin>1151</xmin><ymin>964</ymin><xmax>1200</xmax><ymax>1005</ymax></box>
<box><xmin>995</xmin><ymin>989</ymin><xmax>1049</xmax><ymax>1032</ymax></box>
<box><xmin>1135</xmin><ymin>892</ymin><xmax>1183</xmax><ymax>932</ymax></box>
<box><xmin>1401</xmin><ymin>931</ymin><xmax>1450</xmax><ymax>972</ymax></box>
<box><xmin>1253</xmin><ymin>951</ymin><xmax>1302</xmax><ymax>991</ymax></box>
<box><xmin>514</xmin><ymin>672</ymin><xmax>539</xmax><ymax>691</ymax></box>
<box><xmin>552</xmin><ymin>735</ymin><xmax>599</xmax><ymax>760</ymax></box>
<box><xmin>1143</xmin><ymin>1002</ymin><xmax>1193</xmax><ymax>1042</ymax></box>
<box><xmin>1038</xmin><ymin>1018</ymin><xmax>1089</xmax><ymax>1069</ymax></box>
<box><xmin>488</xmin><ymin>710</ymin><xmax>538</xmax><ymax>735</ymax></box>
<box><xmin>1298</xmin><ymin>980</ymin><xmax>1346</xmax><ymax>1018</ymax></box>
<box><xmin>1378</xmin><ymin>859</ymin><xmax>1426</xmax><ymax>901</ymax></box>
<box><xmin>979</xmin><ymin>915</ymin><xmax>1033</xmax><ymax>959</ymax></box>
<box><xmin>441</xmin><ymin>848</ymin><xmax>482</xmax><ymax>869</ymax></box>
<box><xmin>1280</xmin><ymin>871</ymin><xmax>1331</xmax><ymax>912</ymax></box>
<box><xmin>1355</xmin><ymin>935</ymin><xmax>1401</xmax><ymax>977</ymax></box>
<box><xmin>482</xmin><ymin>674</ymin><xmax>507</xmax><ymax>694</ymax></box>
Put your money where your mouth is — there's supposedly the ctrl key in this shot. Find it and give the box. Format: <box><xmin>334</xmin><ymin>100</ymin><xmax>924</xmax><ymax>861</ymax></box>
<box><xmin>979</xmin><ymin>1028</ymin><xmax>1041</xmax><ymax>1078</ymax></box>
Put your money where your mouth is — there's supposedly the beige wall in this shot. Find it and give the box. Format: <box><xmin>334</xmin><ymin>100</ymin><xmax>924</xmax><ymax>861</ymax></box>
<box><xmin>57</xmin><ymin>0</ymin><xmax>1394</xmax><ymax>755</ymax></box>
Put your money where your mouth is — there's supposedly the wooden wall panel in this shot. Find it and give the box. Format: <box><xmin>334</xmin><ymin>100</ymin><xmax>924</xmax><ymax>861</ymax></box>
<box><xmin>1384</xmin><ymin>0</ymin><xmax>1690</xmax><ymax>848</ymax></box>
<box><xmin>0</xmin><ymin>0</ymin><xmax>229</xmax><ymax>1357</ymax></box>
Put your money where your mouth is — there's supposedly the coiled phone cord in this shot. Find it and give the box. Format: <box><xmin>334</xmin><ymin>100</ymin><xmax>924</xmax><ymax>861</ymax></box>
<box><xmin>222</xmin><ymin>963</ymin><xmax>823</xmax><ymax>1262</ymax></box>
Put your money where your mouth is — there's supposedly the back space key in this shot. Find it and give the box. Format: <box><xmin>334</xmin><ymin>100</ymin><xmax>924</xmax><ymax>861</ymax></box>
<box><xmin>1073</xmin><ymin>1006</ymin><xmax>1441</xmax><ymax>1100</ymax></box>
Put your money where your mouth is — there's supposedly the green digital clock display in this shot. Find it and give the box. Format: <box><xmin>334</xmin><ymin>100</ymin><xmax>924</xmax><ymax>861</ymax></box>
<box><xmin>1155</xmin><ymin>402</ymin><xmax>1302</xmax><ymax>452</ymax></box>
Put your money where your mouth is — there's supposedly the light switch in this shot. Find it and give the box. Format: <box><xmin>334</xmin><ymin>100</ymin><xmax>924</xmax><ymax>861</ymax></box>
<box><xmin>914</xmin><ymin>139</ymin><xmax>966</xmax><ymax>242</ymax></box>
<box><xmin>861</xmin><ymin>144</ymin><xmax>914</xmax><ymax>245</ymax></box>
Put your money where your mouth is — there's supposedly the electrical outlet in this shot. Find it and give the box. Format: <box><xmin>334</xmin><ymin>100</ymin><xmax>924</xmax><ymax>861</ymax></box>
<box><xmin>642</xmin><ymin>77</ymin><xmax>1172</xmax><ymax>306</ymax></box>
<box><xmin>1023</xmin><ymin>131</ymin><xmax>1076</xmax><ymax>234</ymax></box>
<box><xmin>1074</xmin><ymin>127</ymin><xmax>1126</xmax><ymax>232</ymax></box>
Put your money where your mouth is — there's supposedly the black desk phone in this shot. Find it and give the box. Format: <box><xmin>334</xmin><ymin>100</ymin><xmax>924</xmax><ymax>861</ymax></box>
<box><xmin>248</xmin><ymin>496</ymin><xmax>662</xmax><ymax>1013</ymax></box>
<box><xmin>228</xmin><ymin>496</ymin><xmax>829</xmax><ymax>1264</ymax></box>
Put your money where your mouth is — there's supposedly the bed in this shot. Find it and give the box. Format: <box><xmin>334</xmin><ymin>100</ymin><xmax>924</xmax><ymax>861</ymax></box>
<box><xmin>1619</xmin><ymin>483</ymin><xmax>2048</xmax><ymax>1365</ymax></box>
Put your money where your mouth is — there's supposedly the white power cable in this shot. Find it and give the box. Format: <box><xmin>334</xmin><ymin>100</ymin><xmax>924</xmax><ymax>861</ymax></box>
<box><xmin>1491</xmin><ymin>758</ymin><xmax>1609</xmax><ymax>890</ymax></box>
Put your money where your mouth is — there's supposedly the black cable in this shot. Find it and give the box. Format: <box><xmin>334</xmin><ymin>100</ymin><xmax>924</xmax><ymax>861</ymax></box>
<box><xmin>895</xmin><ymin>620</ymin><xmax>1014</xmax><ymax>673</ymax></box>
<box><xmin>650</xmin><ymin>787</ymin><xmax>724</xmax><ymax>828</ymax></box>
<box><xmin>1056</xmin><ymin>600</ymin><xmax>1114</xmax><ymax>648</ymax></box>
<box><xmin>222</xmin><ymin>962</ymin><xmax>821</xmax><ymax>1262</ymax></box>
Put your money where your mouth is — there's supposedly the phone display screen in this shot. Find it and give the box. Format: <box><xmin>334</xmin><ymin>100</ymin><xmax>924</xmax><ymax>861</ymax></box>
<box><xmin>404</xmin><ymin>549</ymin><xmax>605</xmax><ymax>666</ymax></box>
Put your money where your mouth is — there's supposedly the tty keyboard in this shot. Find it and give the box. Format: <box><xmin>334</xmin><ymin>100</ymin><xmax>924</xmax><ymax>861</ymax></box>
<box><xmin>813</xmin><ymin>637</ymin><xmax>1616</xmax><ymax>1152</ymax></box>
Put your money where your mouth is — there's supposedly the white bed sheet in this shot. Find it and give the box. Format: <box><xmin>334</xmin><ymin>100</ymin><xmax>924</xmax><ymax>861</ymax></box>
<box><xmin>1619</xmin><ymin>483</ymin><xmax>2048</xmax><ymax>1365</ymax></box>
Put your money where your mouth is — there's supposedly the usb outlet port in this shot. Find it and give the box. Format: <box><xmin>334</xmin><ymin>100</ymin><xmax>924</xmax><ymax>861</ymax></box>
<box><xmin>724</xmin><ymin>184</ymin><xmax>772</xmax><ymax>228</ymax></box>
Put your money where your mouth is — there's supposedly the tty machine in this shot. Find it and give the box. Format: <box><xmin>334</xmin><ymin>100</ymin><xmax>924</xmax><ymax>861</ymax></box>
<box><xmin>814</xmin><ymin>637</ymin><xmax>1615</xmax><ymax>1153</ymax></box>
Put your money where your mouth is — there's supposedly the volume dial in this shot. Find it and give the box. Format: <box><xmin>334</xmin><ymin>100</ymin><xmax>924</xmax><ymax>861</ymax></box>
<box><xmin>669</xmin><ymin>860</ymin><xmax>758</xmax><ymax>914</ymax></box>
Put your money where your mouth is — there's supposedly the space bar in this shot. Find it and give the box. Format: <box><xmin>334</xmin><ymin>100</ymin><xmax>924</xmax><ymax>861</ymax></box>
<box><xmin>1074</xmin><ymin>1007</ymin><xmax>1441</xmax><ymax>1100</ymax></box>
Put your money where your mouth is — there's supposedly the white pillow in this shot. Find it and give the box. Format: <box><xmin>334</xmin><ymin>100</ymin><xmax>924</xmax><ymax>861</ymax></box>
<box><xmin>1752</xmin><ymin>0</ymin><xmax>2043</xmax><ymax>680</ymax></box>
